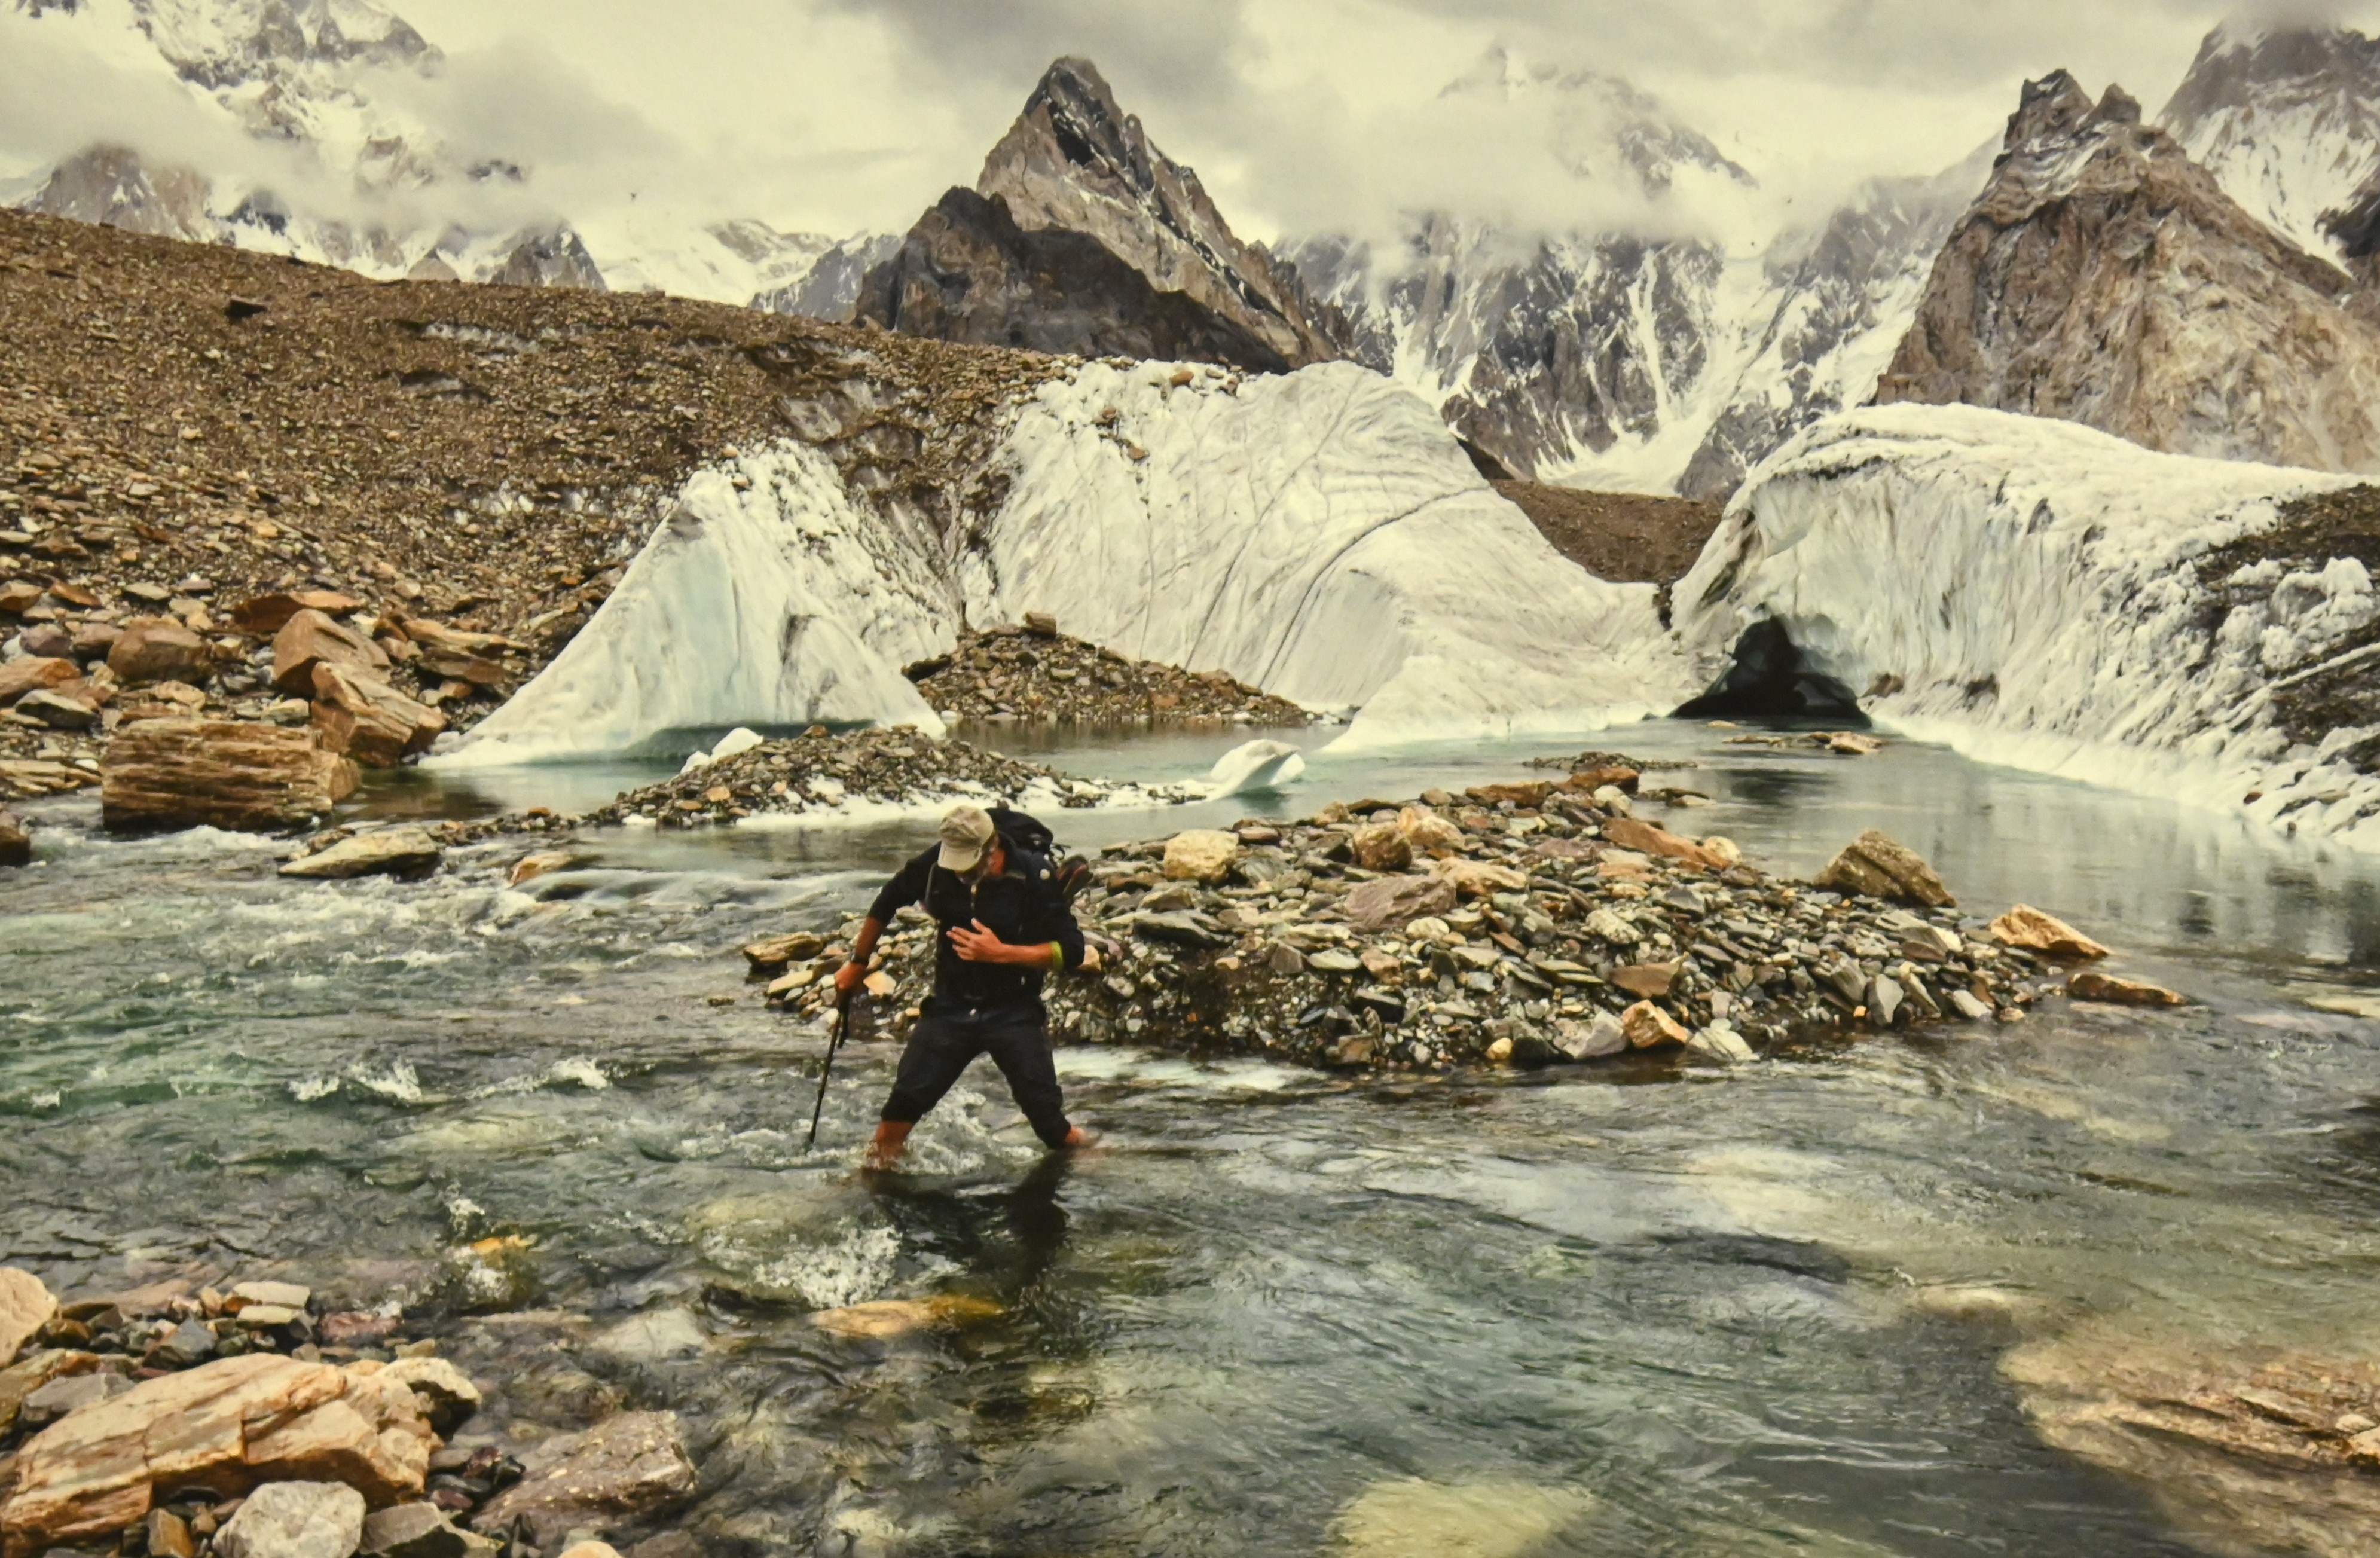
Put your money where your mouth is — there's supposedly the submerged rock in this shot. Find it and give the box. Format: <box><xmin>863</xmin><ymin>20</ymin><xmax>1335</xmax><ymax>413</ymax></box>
<box><xmin>468</xmin><ymin>1411</ymin><xmax>695</xmax><ymax>1548</ymax></box>
<box><xmin>2067</xmin><ymin>970</ymin><xmax>2186</xmax><ymax>1006</ymax></box>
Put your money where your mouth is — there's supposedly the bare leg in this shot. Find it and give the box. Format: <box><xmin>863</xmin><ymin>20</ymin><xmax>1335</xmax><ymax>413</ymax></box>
<box><xmin>866</xmin><ymin>1120</ymin><xmax>913</xmax><ymax>1169</ymax></box>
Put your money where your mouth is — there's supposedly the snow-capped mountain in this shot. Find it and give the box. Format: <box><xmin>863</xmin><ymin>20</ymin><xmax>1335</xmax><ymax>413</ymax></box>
<box><xmin>2159</xmin><ymin>21</ymin><xmax>2380</xmax><ymax>265</ymax></box>
<box><xmin>1880</xmin><ymin>71</ymin><xmax>2380</xmax><ymax>476</ymax></box>
<box><xmin>858</xmin><ymin>57</ymin><xmax>1342</xmax><ymax>372</ymax></box>
<box><xmin>1281</xmin><ymin>50</ymin><xmax>1986</xmax><ymax>495</ymax></box>
<box><xmin>5</xmin><ymin>0</ymin><xmax>880</xmax><ymax>312</ymax></box>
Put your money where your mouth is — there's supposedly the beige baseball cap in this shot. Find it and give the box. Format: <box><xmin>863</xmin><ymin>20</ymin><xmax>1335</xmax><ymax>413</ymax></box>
<box><xmin>937</xmin><ymin>803</ymin><xmax>996</xmax><ymax>872</ymax></box>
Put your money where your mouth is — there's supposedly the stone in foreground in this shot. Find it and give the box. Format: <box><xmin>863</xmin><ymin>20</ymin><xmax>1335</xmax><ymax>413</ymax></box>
<box><xmin>100</xmin><ymin>721</ymin><xmax>359</xmax><ymax>834</ymax></box>
<box><xmin>0</xmin><ymin>1354</ymin><xmax>433</xmax><ymax>1558</ymax></box>
<box><xmin>1814</xmin><ymin>829</ymin><xmax>1956</xmax><ymax>907</ymax></box>
<box><xmin>0</xmin><ymin>1267</ymin><xmax>59</xmax><ymax>1367</ymax></box>
<box><xmin>2068</xmin><ymin>971</ymin><xmax>2185</xmax><ymax>1007</ymax></box>
<box><xmin>279</xmin><ymin>829</ymin><xmax>444</xmax><ymax>882</ymax></box>
<box><xmin>469</xmin><ymin>1412</ymin><xmax>696</xmax><ymax>1549</ymax></box>
<box><xmin>1343</xmin><ymin>873</ymin><xmax>1458</xmax><ymax>934</ymax></box>
<box><xmin>1162</xmin><ymin>829</ymin><xmax>1240</xmax><ymax>884</ymax></box>
<box><xmin>213</xmin><ymin>1481</ymin><xmax>366</xmax><ymax>1558</ymax></box>
<box><xmin>1991</xmin><ymin>905</ymin><xmax>2110</xmax><ymax>960</ymax></box>
<box><xmin>1621</xmin><ymin>1001</ymin><xmax>1689</xmax><ymax>1049</ymax></box>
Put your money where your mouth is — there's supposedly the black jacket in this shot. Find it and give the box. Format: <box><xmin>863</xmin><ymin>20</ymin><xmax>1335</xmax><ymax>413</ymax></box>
<box><xmin>867</xmin><ymin>842</ymin><xmax>1087</xmax><ymax>1013</ymax></box>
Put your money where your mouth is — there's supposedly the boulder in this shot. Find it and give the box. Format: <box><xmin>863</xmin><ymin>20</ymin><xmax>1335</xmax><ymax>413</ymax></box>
<box><xmin>1991</xmin><ymin>905</ymin><xmax>2110</xmax><ymax>960</ymax></box>
<box><xmin>17</xmin><ymin>688</ymin><xmax>98</xmax><ymax>729</ymax></box>
<box><xmin>106</xmin><ymin>617</ymin><xmax>210</xmax><ymax>686</ymax></box>
<box><xmin>0</xmin><ymin>1267</ymin><xmax>58</xmax><ymax>1367</ymax></box>
<box><xmin>0</xmin><ymin>655</ymin><xmax>80</xmax><ymax>705</ymax></box>
<box><xmin>1554</xmin><ymin>1012</ymin><xmax>1626</xmax><ymax>1061</ymax></box>
<box><xmin>1620</xmin><ymin>1001</ymin><xmax>1689</xmax><ymax>1049</ymax></box>
<box><xmin>0</xmin><ymin>1354</ymin><xmax>432</xmax><ymax>1558</ymax></box>
<box><xmin>2068</xmin><ymin>970</ymin><xmax>2186</xmax><ymax>1006</ymax></box>
<box><xmin>1610</xmin><ymin>961</ymin><xmax>1681</xmax><ymax>998</ymax></box>
<box><xmin>101</xmin><ymin>721</ymin><xmax>358</xmax><ymax>833</ymax></box>
<box><xmin>69</xmin><ymin>621</ymin><xmax>123</xmax><ymax>660</ymax></box>
<box><xmin>377</xmin><ymin>1358</ymin><xmax>480</xmax><ymax>1433</ymax></box>
<box><xmin>1814</xmin><ymin>829</ymin><xmax>1956</xmax><ymax>907</ymax></box>
<box><xmin>1602</xmin><ymin>817</ymin><xmax>1725</xmax><ymax>869</ymax></box>
<box><xmin>740</xmin><ymin>931</ymin><xmax>824</xmax><ymax>973</ymax></box>
<box><xmin>509</xmin><ymin>851</ymin><xmax>581</xmax><ymax>889</ymax></box>
<box><xmin>1698</xmin><ymin>836</ymin><xmax>1743</xmax><ymax>867</ymax></box>
<box><xmin>1465</xmin><ymin>781</ymin><xmax>1554</xmax><ymax>807</ymax></box>
<box><xmin>1685</xmin><ymin>1022</ymin><xmax>1757</xmax><ymax>1062</ymax></box>
<box><xmin>309</xmin><ymin>664</ymin><xmax>444</xmax><ymax>767</ymax></box>
<box><xmin>214</xmin><ymin>1481</ymin><xmax>366</xmax><ymax>1558</ymax></box>
<box><xmin>279</xmin><ymin>830</ymin><xmax>443</xmax><ymax>882</ymax></box>
<box><xmin>1428</xmin><ymin>857</ymin><xmax>1528</xmax><ymax>899</ymax></box>
<box><xmin>1396</xmin><ymin>806</ymin><xmax>1465</xmax><ymax>858</ymax></box>
<box><xmin>231</xmin><ymin>593</ymin><xmax>362</xmax><ymax>637</ymax></box>
<box><xmin>0</xmin><ymin>810</ymin><xmax>27</xmax><ymax>868</ymax></box>
<box><xmin>1162</xmin><ymin>829</ymin><xmax>1240</xmax><ymax>884</ymax></box>
<box><xmin>272</xmin><ymin>610</ymin><xmax>388</xmax><ymax>696</ymax></box>
<box><xmin>360</xmin><ymin>1503</ymin><xmax>499</xmax><ymax>1558</ymax></box>
<box><xmin>1348</xmin><ymin>823</ymin><xmax>1412</xmax><ymax>873</ymax></box>
<box><xmin>469</xmin><ymin>1412</ymin><xmax>696</xmax><ymax>1548</ymax></box>
<box><xmin>1344</xmin><ymin>873</ymin><xmax>1458</xmax><ymax>934</ymax></box>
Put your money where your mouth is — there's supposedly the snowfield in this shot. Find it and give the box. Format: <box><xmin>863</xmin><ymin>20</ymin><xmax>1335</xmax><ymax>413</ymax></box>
<box><xmin>439</xmin><ymin>361</ymin><xmax>1695</xmax><ymax>768</ymax></box>
<box><xmin>1677</xmin><ymin>405</ymin><xmax>2380</xmax><ymax>851</ymax></box>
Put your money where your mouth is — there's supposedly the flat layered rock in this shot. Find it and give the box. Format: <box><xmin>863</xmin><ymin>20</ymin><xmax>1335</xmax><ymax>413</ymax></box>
<box><xmin>308</xmin><ymin>664</ymin><xmax>444</xmax><ymax>767</ymax></box>
<box><xmin>0</xmin><ymin>1267</ymin><xmax>59</xmax><ymax>1367</ymax></box>
<box><xmin>100</xmin><ymin>720</ymin><xmax>358</xmax><ymax>834</ymax></box>
<box><xmin>1991</xmin><ymin>905</ymin><xmax>2110</xmax><ymax>960</ymax></box>
<box><xmin>2069</xmin><ymin>970</ymin><xmax>2186</xmax><ymax>1006</ymax></box>
<box><xmin>0</xmin><ymin>1355</ymin><xmax>433</xmax><ymax>1558</ymax></box>
<box><xmin>106</xmin><ymin>617</ymin><xmax>210</xmax><ymax>686</ymax></box>
<box><xmin>272</xmin><ymin>609</ymin><xmax>390</xmax><ymax>697</ymax></box>
<box><xmin>1814</xmin><ymin>829</ymin><xmax>1956</xmax><ymax>908</ymax></box>
<box><xmin>279</xmin><ymin>829</ymin><xmax>443</xmax><ymax>882</ymax></box>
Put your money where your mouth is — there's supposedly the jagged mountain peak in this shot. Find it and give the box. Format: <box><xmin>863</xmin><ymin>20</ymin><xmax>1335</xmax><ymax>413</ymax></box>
<box><xmin>2158</xmin><ymin>19</ymin><xmax>2380</xmax><ymax>261</ymax></box>
<box><xmin>129</xmin><ymin>0</ymin><xmax>438</xmax><ymax>87</ymax></box>
<box><xmin>1437</xmin><ymin>44</ymin><xmax>1753</xmax><ymax>195</ymax></box>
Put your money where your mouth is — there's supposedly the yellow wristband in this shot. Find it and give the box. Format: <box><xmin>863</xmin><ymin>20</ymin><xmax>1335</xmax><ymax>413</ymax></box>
<box><xmin>1049</xmin><ymin>943</ymin><xmax>1064</xmax><ymax>972</ymax></box>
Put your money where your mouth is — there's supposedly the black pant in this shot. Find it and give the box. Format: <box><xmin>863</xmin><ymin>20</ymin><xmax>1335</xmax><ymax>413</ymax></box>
<box><xmin>881</xmin><ymin>1004</ymin><xmax>1073</xmax><ymax>1149</ymax></box>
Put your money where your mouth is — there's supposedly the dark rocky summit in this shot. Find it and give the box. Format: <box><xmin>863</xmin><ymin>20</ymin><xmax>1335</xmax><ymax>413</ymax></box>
<box><xmin>1879</xmin><ymin>71</ymin><xmax>2380</xmax><ymax>474</ymax></box>
<box><xmin>858</xmin><ymin>58</ymin><xmax>1342</xmax><ymax>374</ymax></box>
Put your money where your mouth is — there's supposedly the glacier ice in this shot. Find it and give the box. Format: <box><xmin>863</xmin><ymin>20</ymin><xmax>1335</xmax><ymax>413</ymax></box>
<box><xmin>971</xmin><ymin>362</ymin><xmax>1693</xmax><ymax>750</ymax></box>
<box><xmin>441</xmin><ymin>359</ymin><xmax>1694</xmax><ymax>768</ymax></box>
<box><xmin>1677</xmin><ymin>404</ymin><xmax>2380</xmax><ymax>851</ymax></box>
<box><xmin>1205</xmin><ymin>738</ymin><xmax>1307</xmax><ymax>797</ymax></box>
<box><xmin>437</xmin><ymin>445</ymin><xmax>952</xmax><ymax>768</ymax></box>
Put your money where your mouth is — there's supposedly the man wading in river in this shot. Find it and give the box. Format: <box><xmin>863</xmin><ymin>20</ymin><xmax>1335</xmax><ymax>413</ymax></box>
<box><xmin>836</xmin><ymin>803</ymin><xmax>1095</xmax><ymax>1169</ymax></box>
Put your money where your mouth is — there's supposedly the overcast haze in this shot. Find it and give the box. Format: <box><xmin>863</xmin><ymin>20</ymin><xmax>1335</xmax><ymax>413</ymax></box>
<box><xmin>14</xmin><ymin>0</ymin><xmax>2380</xmax><ymax>250</ymax></box>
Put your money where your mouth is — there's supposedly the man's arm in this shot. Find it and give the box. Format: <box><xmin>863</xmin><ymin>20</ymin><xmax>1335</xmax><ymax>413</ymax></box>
<box><xmin>836</xmin><ymin>853</ymin><xmax>928</xmax><ymax>996</ymax></box>
<box><xmin>946</xmin><ymin>866</ymin><xmax>1087</xmax><ymax>970</ymax></box>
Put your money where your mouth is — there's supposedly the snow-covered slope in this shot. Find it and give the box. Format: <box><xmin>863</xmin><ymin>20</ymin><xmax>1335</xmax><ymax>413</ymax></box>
<box><xmin>1281</xmin><ymin>50</ymin><xmax>1988</xmax><ymax>497</ymax></box>
<box><xmin>1677</xmin><ymin>405</ymin><xmax>2380</xmax><ymax>850</ymax></box>
<box><xmin>2159</xmin><ymin>22</ymin><xmax>2380</xmax><ymax>265</ymax></box>
<box><xmin>439</xmin><ymin>360</ymin><xmax>1692</xmax><ymax>767</ymax></box>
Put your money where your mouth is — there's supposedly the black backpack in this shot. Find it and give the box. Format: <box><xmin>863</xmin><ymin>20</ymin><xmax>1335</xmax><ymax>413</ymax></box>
<box><xmin>989</xmin><ymin>805</ymin><xmax>1090</xmax><ymax>904</ymax></box>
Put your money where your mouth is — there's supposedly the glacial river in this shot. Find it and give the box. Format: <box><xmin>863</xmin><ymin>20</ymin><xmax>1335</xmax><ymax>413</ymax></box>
<box><xmin>5</xmin><ymin>722</ymin><xmax>2379</xmax><ymax>1557</ymax></box>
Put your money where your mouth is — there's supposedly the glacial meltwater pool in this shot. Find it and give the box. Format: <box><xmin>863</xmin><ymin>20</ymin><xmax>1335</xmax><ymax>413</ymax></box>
<box><xmin>5</xmin><ymin>721</ymin><xmax>2379</xmax><ymax>1557</ymax></box>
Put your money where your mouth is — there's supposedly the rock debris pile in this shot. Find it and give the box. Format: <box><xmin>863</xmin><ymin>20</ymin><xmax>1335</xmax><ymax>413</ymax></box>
<box><xmin>759</xmin><ymin>760</ymin><xmax>2168</xmax><ymax>1067</ymax></box>
<box><xmin>905</xmin><ymin>619</ymin><xmax>1313</xmax><ymax>727</ymax></box>
<box><xmin>0</xmin><ymin>1264</ymin><xmax>693</xmax><ymax>1558</ymax></box>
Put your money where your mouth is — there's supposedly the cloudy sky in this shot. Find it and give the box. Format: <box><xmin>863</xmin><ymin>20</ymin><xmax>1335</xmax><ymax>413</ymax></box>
<box><xmin>12</xmin><ymin>0</ymin><xmax>2380</xmax><ymax>252</ymax></box>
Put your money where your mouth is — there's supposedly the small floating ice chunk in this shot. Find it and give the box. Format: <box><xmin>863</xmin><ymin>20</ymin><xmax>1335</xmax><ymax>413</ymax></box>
<box><xmin>710</xmin><ymin>726</ymin><xmax>766</xmax><ymax>762</ymax></box>
<box><xmin>1207</xmin><ymin>738</ymin><xmax>1306</xmax><ymax>796</ymax></box>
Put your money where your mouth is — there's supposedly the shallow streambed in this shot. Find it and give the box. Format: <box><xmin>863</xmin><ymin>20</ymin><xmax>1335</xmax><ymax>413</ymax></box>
<box><xmin>4</xmin><ymin>721</ymin><xmax>2378</xmax><ymax>1556</ymax></box>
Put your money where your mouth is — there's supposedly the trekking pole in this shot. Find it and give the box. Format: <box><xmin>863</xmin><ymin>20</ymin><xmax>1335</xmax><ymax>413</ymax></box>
<box><xmin>806</xmin><ymin>982</ymin><xmax>857</xmax><ymax>1148</ymax></box>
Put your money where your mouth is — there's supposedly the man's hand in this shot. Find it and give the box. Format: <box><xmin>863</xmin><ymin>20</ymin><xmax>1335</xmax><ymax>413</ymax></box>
<box><xmin>833</xmin><ymin>960</ymin><xmax>867</xmax><ymax>998</ymax></box>
<box><xmin>947</xmin><ymin>919</ymin><xmax>1012</xmax><ymax>963</ymax></box>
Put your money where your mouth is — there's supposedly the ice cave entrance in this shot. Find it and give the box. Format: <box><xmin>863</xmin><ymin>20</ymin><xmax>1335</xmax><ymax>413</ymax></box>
<box><xmin>1673</xmin><ymin>618</ymin><xmax>1869</xmax><ymax>725</ymax></box>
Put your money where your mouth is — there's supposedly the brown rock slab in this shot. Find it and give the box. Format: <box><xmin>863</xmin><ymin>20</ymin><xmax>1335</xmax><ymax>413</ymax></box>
<box><xmin>469</xmin><ymin>1412</ymin><xmax>696</xmax><ymax>1548</ymax></box>
<box><xmin>1428</xmin><ymin>857</ymin><xmax>1528</xmax><ymax>899</ymax></box>
<box><xmin>101</xmin><ymin>720</ymin><xmax>359</xmax><ymax>833</ymax></box>
<box><xmin>279</xmin><ymin>829</ymin><xmax>442</xmax><ymax>882</ymax></box>
<box><xmin>0</xmin><ymin>1269</ymin><xmax>59</xmax><ymax>1368</ymax></box>
<box><xmin>106</xmin><ymin>617</ymin><xmax>210</xmax><ymax>686</ymax></box>
<box><xmin>0</xmin><ymin>656</ymin><xmax>80</xmax><ymax>705</ymax></box>
<box><xmin>1991</xmin><ymin>905</ymin><xmax>2110</xmax><ymax>960</ymax></box>
<box><xmin>308</xmin><ymin>663</ymin><xmax>444</xmax><ymax>767</ymax></box>
<box><xmin>272</xmin><ymin>609</ymin><xmax>387</xmax><ymax>696</ymax></box>
<box><xmin>0</xmin><ymin>1354</ymin><xmax>432</xmax><ymax>1558</ymax></box>
<box><xmin>231</xmin><ymin>593</ymin><xmax>362</xmax><ymax>637</ymax></box>
<box><xmin>1343</xmin><ymin>873</ymin><xmax>1458</xmax><ymax>934</ymax></box>
<box><xmin>17</xmin><ymin>688</ymin><xmax>99</xmax><ymax>729</ymax></box>
<box><xmin>1465</xmin><ymin>781</ymin><xmax>1554</xmax><ymax>807</ymax></box>
<box><xmin>1602</xmin><ymin>816</ymin><xmax>1724</xmax><ymax>869</ymax></box>
<box><xmin>1814</xmin><ymin>829</ymin><xmax>1956</xmax><ymax>906</ymax></box>
<box><xmin>2068</xmin><ymin>970</ymin><xmax>2185</xmax><ymax>1006</ymax></box>
<box><xmin>1620</xmin><ymin>1000</ymin><xmax>1689</xmax><ymax>1049</ymax></box>
<box><xmin>809</xmin><ymin>1296</ymin><xmax>1001</xmax><ymax>1340</ymax></box>
<box><xmin>1610</xmin><ymin>961</ymin><xmax>1682</xmax><ymax>999</ymax></box>
<box><xmin>741</xmin><ymin>931</ymin><xmax>824</xmax><ymax>973</ymax></box>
